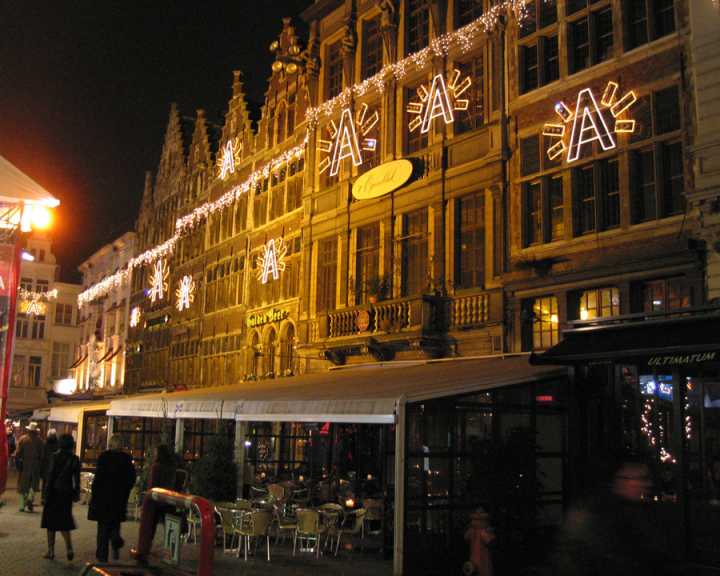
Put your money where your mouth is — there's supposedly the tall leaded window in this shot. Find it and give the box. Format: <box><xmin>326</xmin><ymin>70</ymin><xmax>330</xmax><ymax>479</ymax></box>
<box><xmin>359</xmin><ymin>103</ymin><xmax>382</xmax><ymax>175</ymax></box>
<box><xmin>357</xmin><ymin>224</ymin><xmax>381</xmax><ymax>304</ymax></box>
<box><xmin>568</xmin><ymin>4</ymin><xmax>613</xmax><ymax>74</ymax></box>
<box><xmin>55</xmin><ymin>303</ymin><xmax>74</xmax><ymax>325</ymax></box>
<box><xmin>626</xmin><ymin>0</ymin><xmax>675</xmax><ymax>50</ymax></box>
<box><xmin>408</xmin><ymin>0</ymin><xmax>430</xmax><ymax>54</ymax></box>
<box><xmin>641</xmin><ymin>277</ymin><xmax>691</xmax><ymax>312</ymax></box>
<box><xmin>29</xmin><ymin>356</ymin><xmax>42</xmax><ymax>387</ymax></box>
<box><xmin>317</xmin><ymin>238</ymin><xmax>337</xmax><ymax>312</ymax></box>
<box><xmin>570</xmin><ymin>158</ymin><xmax>620</xmax><ymax>235</ymax></box>
<box><xmin>363</xmin><ymin>15</ymin><xmax>383</xmax><ymax>80</ymax></box>
<box><xmin>51</xmin><ymin>342</ymin><xmax>71</xmax><ymax>379</ymax></box>
<box><xmin>458</xmin><ymin>192</ymin><xmax>486</xmax><ymax>289</ymax></box>
<box><xmin>455</xmin><ymin>56</ymin><xmax>484</xmax><ymax>134</ymax></box>
<box><xmin>579</xmin><ymin>287</ymin><xmax>620</xmax><ymax>319</ymax></box>
<box><xmin>327</xmin><ymin>40</ymin><xmax>343</xmax><ymax>99</ymax></box>
<box><xmin>457</xmin><ymin>0</ymin><xmax>483</xmax><ymax>28</ymax></box>
<box><xmin>406</xmin><ymin>84</ymin><xmax>429</xmax><ymax>154</ymax></box>
<box><xmin>630</xmin><ymin>86</ymin><xmax>684</xmax><ymax>223</ymax></box>
<box><xmin>532</xmin><ymin>296</ymin><xmax>559</xmax><ymax>349</ymax></box>
<box><xmin>402</xmin><ymin>210</ymin><xmax>428</xmax><ymax>296</ymax></box>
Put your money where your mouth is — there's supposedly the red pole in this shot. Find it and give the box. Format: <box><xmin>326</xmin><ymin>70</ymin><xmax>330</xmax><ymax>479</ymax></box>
<box><xmin>133</xmin><ymin>488</ymin><xmax>216</xmax><ymax>576</ymax></box>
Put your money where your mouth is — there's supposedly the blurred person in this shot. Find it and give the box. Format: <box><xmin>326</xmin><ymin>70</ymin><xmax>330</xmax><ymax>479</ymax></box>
<box><xmin>14</xmin><ymin>421</ymin><xmax>45</xmax><ymax>511</ymax></box>
<box><xmin>40</xmin><ymin>434</ymin><xmax>80</xmax><ymax>560</ymax></box>
<box><xmin>5</xmin><ymin>420</ymin><xmax>16</xmax><ymax>469</ymax></box>
<box><xmin>146</xmin><ymin>443</ymin><xmax>178</xmax><ymax>539</ymax></box>
<box><xmin>88</xmin><ymin>433</ymin><xmax>137</xmax><ymax>562</ymax></box>
<box><xmin>553</xmin><ymin>461</ymin><xmax>676</xmax><ymax>576</ymax></box>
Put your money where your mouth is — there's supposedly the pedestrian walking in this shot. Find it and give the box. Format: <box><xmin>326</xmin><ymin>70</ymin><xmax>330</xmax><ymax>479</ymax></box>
<box><xmin>88</xmin><ymin>433</ymin><xmax>137</xmax><ymax>562</ymax></box>
<box><xmin>147</xmin><ymin>443</ymin><xmax>178</xmax><ymax>539</ymax></box>
<box><xmin>14</xmin><ymin>421</ymin><xmax>45</xmax><ymax>511</ymax></box>
<box><xmin>41</xmin><ymin>428</ymin><xmax>59</xmax><ymax>499</ymax></box>
<box><xmin>41</xmin><ymin>433</ymin><xmax>80</xmax><ymax>561</ymax></box>
<box><xmin>5</xmin><ymin>419</ymin><xmax>16</xmax><ymax>469</ymax></box>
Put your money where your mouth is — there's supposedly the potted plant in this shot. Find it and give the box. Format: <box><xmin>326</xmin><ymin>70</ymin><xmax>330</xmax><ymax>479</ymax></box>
<box><xmin>364</xmin><ymin>272</ymin><xmax>390</xmax><ymax>303</ymax></box>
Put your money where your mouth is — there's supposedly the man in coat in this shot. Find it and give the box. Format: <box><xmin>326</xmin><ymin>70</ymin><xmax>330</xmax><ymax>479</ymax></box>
<box><xmin>14</xmin><ymin>421</ymin><xmax>45</xmax><ymax>511</ymax></box>
<box><xmin>88</xmin><ymin>433</ymin><xmax>137</xmax><ymax>562</ymax></box>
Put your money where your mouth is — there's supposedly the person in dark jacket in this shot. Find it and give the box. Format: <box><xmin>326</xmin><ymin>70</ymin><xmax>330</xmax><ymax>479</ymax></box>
<box><xmin>146</xmin><ymin>443</ymin><xmax>178</xmax><ymax>539</ymax></box>
<box><xmin>40</xmin><ymin>433</ymin><xmax>80</xmax><ymax>561</ymax></box>
<box><xmin>15</xmin><ymin>421</ymin><xmax>45</xmax><ymax>511</ymax></box>
<box><xmin>88</xmin><ymin>433</ymin><xmax>137</xmax><ymax>562</ymax></box>
<box><xmin>41</xmin><ymin>429</ymin><xmax>59</xmax><ymax>501</ymax></box>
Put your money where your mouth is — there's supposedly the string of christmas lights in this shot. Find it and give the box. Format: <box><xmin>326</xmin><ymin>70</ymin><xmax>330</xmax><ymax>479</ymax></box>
<box><xmin>77</xmin><ymin>4</ymin><xmax>522</xmax><ymax>307</ymax></box>
<box><xmin>19</xmin><ymin>288</ymin><xmax>58</xmax><ymax>302</ymax></box>
<box><xmin>306</xmin><ymin>0</ymin><xmax>527</xmax><ymax>128</ymax></box>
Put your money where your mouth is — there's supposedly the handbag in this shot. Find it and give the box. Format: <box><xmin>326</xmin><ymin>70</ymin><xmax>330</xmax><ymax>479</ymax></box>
<box><xmin>15</xmin><ymin>451</ymin><xmax>23</xmax><ymax>473</ymax></box>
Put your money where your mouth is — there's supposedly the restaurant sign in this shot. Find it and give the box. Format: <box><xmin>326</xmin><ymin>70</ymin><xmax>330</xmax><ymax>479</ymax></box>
<box><xmin>648</xmin><ymin>352</ymin><xmax>716</xmax><ymax>366</ymax></box>
<box><xmin>246</xmin><ymin>308</ymin><xmax>289</xmax><ymax>328</ymax></box>
<box><xmin>352</xmin><ymin>159</ymin><xmax>413</xmax><ymax>200</ymax></box>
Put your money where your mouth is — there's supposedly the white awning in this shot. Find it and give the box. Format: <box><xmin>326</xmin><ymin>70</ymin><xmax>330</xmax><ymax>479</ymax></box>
<box><xmin>0</xmin><ymin>155</ymin><xmax>60</xmax><ymax>206</ymax></box>
<box><xmin>49</xmin><ymin>400</ymin><xmax>111</xmax><ymax>423</ymax></box>
<box><xmin>107</xmin><ymin>356</ymin><xmax>566</xmax><ymax>424</ymax></box>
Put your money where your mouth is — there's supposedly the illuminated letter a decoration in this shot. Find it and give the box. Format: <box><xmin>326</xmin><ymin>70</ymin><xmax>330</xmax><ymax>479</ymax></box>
<box><xmin>421</xmin><ymin>74</ymin><xmax>455</xmax><ymax>133</ymax></box>
<box><xmin>330</xmin><ymin>109</ymin><xmax>362</xmax><ymax>176</ymax></box>
<box><xmin>567</xmin><ymin>88</ymin><xmax>615</xmax><ymax>162</ymax></box>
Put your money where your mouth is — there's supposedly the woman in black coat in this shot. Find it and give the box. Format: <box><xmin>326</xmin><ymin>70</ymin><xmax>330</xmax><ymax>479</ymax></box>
<box><xmin>40</xmin><ymin>434</ymin><xmax>80</xmax><ymax>561</ymax></box>
<box><xmin>88</xmin><ymin>433</ymin><xmax>137</xmax><ymax>562</ymax></box>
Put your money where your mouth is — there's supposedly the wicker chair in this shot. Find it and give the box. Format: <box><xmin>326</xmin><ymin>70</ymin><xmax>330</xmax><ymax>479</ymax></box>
<box><xmin>293</xmin><ymin>509</ymin><xmax>327</xmax><ymax>557</ymax></box>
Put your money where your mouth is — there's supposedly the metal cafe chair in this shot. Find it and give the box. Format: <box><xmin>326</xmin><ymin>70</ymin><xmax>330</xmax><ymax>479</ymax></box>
<box><xmin>293</xmin><ymin>509</ymin><xmax>327</xmax><ymax>557</ymax></box>
<box><xmin>272</xmin><ymin>501</ymin><xmax>297</xmax><ymax>547</ymax></box>
<box><xmin>233</xmin><ymin>509</ymin><xmax>273</xmax><ymax>561</ymax></box>
<box><xmin>326</xmin><ymin>508</ymin><xmax>367</xmax><ymax>556</ymax></box>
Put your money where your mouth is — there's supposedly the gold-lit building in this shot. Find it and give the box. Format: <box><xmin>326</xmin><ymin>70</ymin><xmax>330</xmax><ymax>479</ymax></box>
<box><xmin>78</xmin><ymin>1</ymin><xmax>720</xmax><ymax>573</ymax></box>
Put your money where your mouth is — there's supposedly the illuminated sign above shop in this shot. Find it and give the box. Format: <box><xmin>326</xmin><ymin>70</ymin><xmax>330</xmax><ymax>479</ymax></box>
<box><xmin>246</xmin><ymin>308</ymin><xmax>289</xmax><ymax>328</ymax></box>
<box><xmin>352</xmin><ymin>159</ymin><xmax>414</xmax><ymax>200</ymax></box>
<box><xmin>256</xmin><ymin>238</ymin><xmax>287</xmax><ymax>284</ymax></box>
<box><xmin>543</xmin><ymin>81</ymin><xmax>637</xmax><ymax>162</ymax></box>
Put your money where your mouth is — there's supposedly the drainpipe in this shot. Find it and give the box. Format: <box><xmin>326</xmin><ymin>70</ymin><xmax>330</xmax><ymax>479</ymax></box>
<box><xmin>394</xmin><ymin>395</ymin><xmax>407</xmax><ymax>576</ymax></box>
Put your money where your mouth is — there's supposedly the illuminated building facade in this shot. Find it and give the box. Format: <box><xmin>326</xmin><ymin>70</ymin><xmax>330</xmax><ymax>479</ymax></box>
<box><xmin>9</xmin><ymin>234</ymin><xmax>81</xmax><ymax>413</ymax></box>
<box><xmin>74</xmin><ymin>231</ymin><xmax>135</xmax><ymax>394</ymax></box>
<box><xmin>78</xmin><ymin>0</ymin><xmax>720</xmax><ymax>572</ymax></box>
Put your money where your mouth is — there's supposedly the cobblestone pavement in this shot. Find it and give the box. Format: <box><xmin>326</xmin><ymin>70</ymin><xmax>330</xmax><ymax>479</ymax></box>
<box><xmin>0</xmin><ymin>469</ymin><xmax>393</xmax><ymax>576</ymax></box>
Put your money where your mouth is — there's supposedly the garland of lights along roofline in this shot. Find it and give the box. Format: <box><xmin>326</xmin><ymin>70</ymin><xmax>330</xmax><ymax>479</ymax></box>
<box><xmin>76</xmin><ymin>1</ymin><xmax>580</xmax><ymax>309</ymax></box>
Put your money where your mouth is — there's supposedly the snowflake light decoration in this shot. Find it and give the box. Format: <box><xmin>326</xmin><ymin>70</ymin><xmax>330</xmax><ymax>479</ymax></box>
<box><xmin>256</xmin><ymin>238</ymin><xmax>287</xmax><ymax>284</ymax></box>
<box><xmin>217</xmin><ymin>137</ymin><xmax>243</xmax><ymax>179</ymax></box>
<box><xmin>175</xmin><ymin>275</ymin><xmax>196</xmax><ymax>311</ymax></box>
<box><xmin>407</xmin><ymin>70</ymin><xmax>472</xmax><ymax>134</ymax></box>
<box><xmin>148</xmin><ymin>259</ymin><xmax>169</xmax><ymax>303</ymax></box>
<box><xmin>543</xmin><ymin>81</ymin><xmax>637</xmax><ymax>162</ymax></box>
<box><xmin>318</xmin><ymin>104</ymin><xmax>380</xmax><ymax>176</ymax></box>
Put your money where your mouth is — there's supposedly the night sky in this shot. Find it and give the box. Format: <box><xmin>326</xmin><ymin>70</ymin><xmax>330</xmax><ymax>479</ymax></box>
<box><xmin>0</xmin><ymin>0</ymin><xmax>314</xmax><ymax>283</ymax></box>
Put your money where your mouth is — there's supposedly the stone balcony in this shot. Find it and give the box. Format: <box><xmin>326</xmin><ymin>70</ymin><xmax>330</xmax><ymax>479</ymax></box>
<box><xmin>306</xmin><ymin>288</ymin><xmax>504</xmax><ymax>363</ymax></box>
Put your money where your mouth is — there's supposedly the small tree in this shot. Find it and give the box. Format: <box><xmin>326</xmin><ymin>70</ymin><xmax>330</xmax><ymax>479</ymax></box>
<box><xmin>188</xmin><ymin>432</ymin><xmax>238</xmax><ymax>503</ymax></box>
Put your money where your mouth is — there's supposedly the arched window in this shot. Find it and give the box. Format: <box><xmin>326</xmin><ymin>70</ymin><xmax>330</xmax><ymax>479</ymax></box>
<box><xmin>276</xmin><ymin>104</ymin><xmax>286</xmax><ymax>144</ymax></box>
<box><xmin>266</xmin><ymin>328</ymin><xmax>278</xmax><ymax>376</ymax></box>
<box><xmin>248</xmin><ymin>331</ymin><xmax>260</xmax><ymax>377</ymax></box>
<box><xmin>280</xmin><ymin>324</ymin><xmax>296</xmax><ymax>375</ymax></box>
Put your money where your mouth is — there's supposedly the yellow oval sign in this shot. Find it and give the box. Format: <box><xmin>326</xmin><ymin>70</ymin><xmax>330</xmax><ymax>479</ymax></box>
<box><xmin>352</xmin><ymin>159</ymin><xmax>414</xmax><ymax>200</ymax></box>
